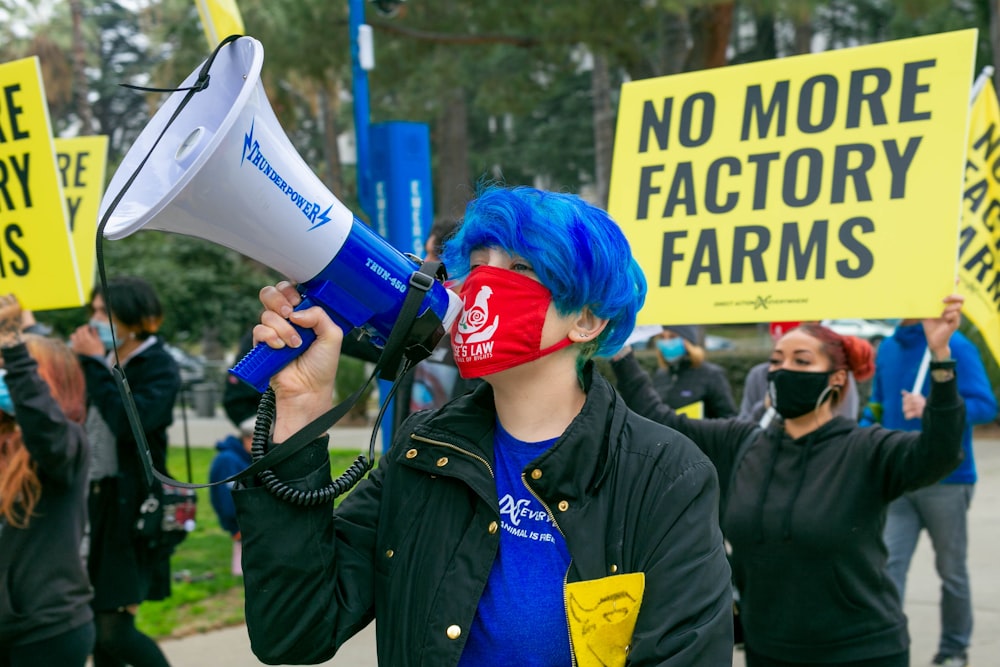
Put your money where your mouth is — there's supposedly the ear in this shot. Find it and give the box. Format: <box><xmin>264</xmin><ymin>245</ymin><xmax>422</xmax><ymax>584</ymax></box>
<box><xmin>569</xmin><ymin>308</ymin><xmax>609</xmax><ymax>344</ymax></box>
<box><xmin>142</xmin><ymin>315</ymin><xmax>164</xmax><ymax>334</ymax></box>
<box><xmin>829</xmin><ymin>368</ymin><xmax>848</xmax><ymax>389</ymax></box>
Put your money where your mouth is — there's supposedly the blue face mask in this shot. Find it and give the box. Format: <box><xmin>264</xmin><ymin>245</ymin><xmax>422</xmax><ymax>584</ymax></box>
<box><xmin>0</xmin><ymin>372</ymin><xmax>14</xmax><ymax>416</ymax></box>
<box><xmin>90</xmin><ymin>319</ymin><xmax>119</xmax><ymax>351</ymax></box>
<box><xmin>656</xmin><ymin>336</ymin><xmax>687</xmax><ymax>363</ymax></box>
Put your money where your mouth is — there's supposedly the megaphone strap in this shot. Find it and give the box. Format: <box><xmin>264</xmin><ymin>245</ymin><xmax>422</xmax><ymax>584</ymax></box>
<box><xmin>93</xmin><ymin>34</ymin><xmax>245</xmax><ymax>491</ymax></box>
<box><xmin>118</xmin><ymin>259</ymin><xmax>441</xmax><ymax>504</ymax></box>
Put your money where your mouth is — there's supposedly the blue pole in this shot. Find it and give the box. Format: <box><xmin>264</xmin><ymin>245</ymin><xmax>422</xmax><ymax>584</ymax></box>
<box><xmin>349</xmin><ymin>0</ymin><xmax>374</xmax><ymax>217</ymax></box>
<box><xmin>349</xmin><ymin>0</ymin><xmax>395</xmax><ymax>452</ymax></box>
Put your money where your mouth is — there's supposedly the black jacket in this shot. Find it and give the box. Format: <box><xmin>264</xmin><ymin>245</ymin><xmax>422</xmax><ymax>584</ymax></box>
<box><xmin>235</xmin><ymin>364</ymin><xmax>733</xmax><ymax>666</ymax></box>
<box><xmin>612</xmin><ymin>352</ymin><xmax>965</xmax><ymax>663</ymax></box>
<box><xmin>646</xmin><ymin>359</ymin><xmax>737</xmax><ymax>419</ymax></box>
<box><xmin>0</xmin><ymin>344</ymin><xmax>93</xmax><ymax>647</ymax></box>
<box><xmin>80</xmin><ymin>337</ymin><xmax>180</xmax><ymax>608</ymax></box>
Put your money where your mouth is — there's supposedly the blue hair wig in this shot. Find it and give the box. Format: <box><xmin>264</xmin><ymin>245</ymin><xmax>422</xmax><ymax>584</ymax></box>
<box><xmin>441</xmin><ymin>186</ymin><xmax>647</xmax><ymax>357</ymax></box>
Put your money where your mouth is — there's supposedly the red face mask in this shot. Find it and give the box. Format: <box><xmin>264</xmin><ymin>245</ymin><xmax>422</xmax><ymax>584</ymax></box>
<box><xmin>451</xmin><ymin>266</ymin><xmax>574</xmax><ymax>378</ymax></box>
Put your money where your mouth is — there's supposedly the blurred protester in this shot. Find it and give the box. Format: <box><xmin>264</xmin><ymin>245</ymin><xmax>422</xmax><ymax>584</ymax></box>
<box><xmin>18</xmin><ymin>309</ymin><xmax>53</xmax><ymax>337</ymax></box>
<box><xmin>861</xmin><ymin>319</ymin><xmax>998</xmax><ymax>667</ymax></box>
<box><xmin>70</xmin><ymin>277</ymin><xmax>179</xmax><ymax>667</ymax></box>
<box><xmin>234</xmin><ymin>186</ymin><xmax>733</xmax><ymax>665</ymax></box>
<box><xmin>623</xmin><ymin>324</ymin><xmax>737</xmax><ymax>419</ymax></box>
<box><xmin>611</xmin><ymin>298</ymin><xmax>967</xmax><ymax>667</ymax></box>
<box><xmin>393</xmin><ymin>217</ymin><xmax>480</xmax><ymax>433</ymax></box>
<box><xmin>223</xmin><ymin>327</ymin><xmax>263</xmax><ymax>430</ymax></box>
<box><xmin>0</xmin><ymin>295</ymin><xmax>94</xmax><ymax>666</ymax></box>
<box><xmin>740</xmin><ymin>321</ymin><xmax>860</xmax><ymax>423</ymax></box>
<box><xmin>209</xmin><ymin>416</ymin><xmax>255</xmax><ymax>576</ymax></box>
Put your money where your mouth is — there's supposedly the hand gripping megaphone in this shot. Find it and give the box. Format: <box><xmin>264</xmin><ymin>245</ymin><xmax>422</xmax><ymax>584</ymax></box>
<box><xmin>99</xmin><ymin>36</ymin><xmax>462</xmax><ymax>392</ymax></box>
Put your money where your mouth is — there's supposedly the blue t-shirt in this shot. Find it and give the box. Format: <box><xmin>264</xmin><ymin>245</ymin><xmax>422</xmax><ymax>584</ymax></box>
<box><xmin>457</xmin><ymin>421</ymin><xmax>572</xmax><ymax>667</ymax></box>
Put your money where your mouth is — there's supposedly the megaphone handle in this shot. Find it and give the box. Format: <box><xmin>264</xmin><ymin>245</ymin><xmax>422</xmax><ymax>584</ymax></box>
<box><xmin>229</xmin><ymin>298</ymin><xmax>320</xmax><ymax>393</ymax></box>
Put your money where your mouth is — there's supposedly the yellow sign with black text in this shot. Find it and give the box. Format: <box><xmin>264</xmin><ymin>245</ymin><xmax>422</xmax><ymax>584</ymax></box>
<box><xmin>609</xmin><ymin>30</ymin><xmax>977</xmax><ymax>325</ymax></box>
<box><xmin>0</xmin><ymin>57</ymin><xmax>84</xmax><ymax>310</ymax></box>
<box><xmin>195</xmin><ymin>0</ymin><xmax>245</xmax><ymax>49</ymax></box>
<box><xmin>55</xmin><ymin>136</ymin><xmax>109</xmax><ymax>293</ymax></box>
<box><xmin>958</xmin><ymin>78</ymin><xmax>1000</xmax><ymax>366</ymax></box>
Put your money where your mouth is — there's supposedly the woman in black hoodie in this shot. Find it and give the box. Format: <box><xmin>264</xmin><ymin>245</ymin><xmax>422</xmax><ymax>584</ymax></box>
<box><xmin>610</xmin><ymin>295</ymin><xmax>966</xmax><ymax>667</ymax></box>
<box><xmin>0</xmin><ymin>295</ymin><xmax>94</xmax><ymax>666</ymax></box>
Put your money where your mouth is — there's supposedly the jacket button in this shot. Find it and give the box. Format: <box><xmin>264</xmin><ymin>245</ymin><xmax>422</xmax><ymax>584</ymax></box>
<box><xmin>530</xmin><ymin>469</ymin><xmax>542</xmax><ymax>479</ymax></box>
<box><xmin>557</xmin><ymin>500</ymin><xmax>569</xmax><ymax>512</ymax></box>
<box><xmin>385</xmin><ymin>549</ymin><xmax>394</xmax><ymax>558</ymax></box>
<box><xmin>436</xmin><ymin>456</ymin><xmax>449</xmax><ymax>467</ymax></box>
<box><xmin>406</xmin><ymin>448</ymin><xmax>418</xmax><ymax>459</ymax></box>
<box><xmin>446</xmin><ymin>625</ymin><xmax>462</xmax><ymax>639</ymax></box>
<box><xmin>610</xmin><ymin>564</ymin><xmax>618</xmax><ymax>573</ymax></box>
<box><xmin>488</xmin><ymin>521</ymin><xmax>498</xmax><ymax>534</ymax></box>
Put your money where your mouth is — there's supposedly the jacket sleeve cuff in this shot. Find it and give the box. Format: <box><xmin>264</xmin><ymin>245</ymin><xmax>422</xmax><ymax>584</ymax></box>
<box><xmin>236</xmin><ymin>435</ymin><xmax>333</xmax><ymax>491</ymax></box>
<box><xmin>927</xmin><ymin>371</ymin><xmax>960</xmax><ymax>407</ymax></box>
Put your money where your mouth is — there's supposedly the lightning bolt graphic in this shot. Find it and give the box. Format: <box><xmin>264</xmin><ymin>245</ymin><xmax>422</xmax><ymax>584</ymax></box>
<box><xmin>309</xmin><ymin>204</ymin><xmax>333</xmax><ymax>231</ymax></box>
<box><xmin>242</xmin><ymin>119</ymin><xmax>255</xmax><ymax>165</ymax></box>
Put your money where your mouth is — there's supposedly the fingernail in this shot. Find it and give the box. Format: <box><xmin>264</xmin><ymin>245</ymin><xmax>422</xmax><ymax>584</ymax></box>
<box><xmin>290</xmin><ymin>334</ymin><xmax>302</xmax><ymax>348</ymax></box>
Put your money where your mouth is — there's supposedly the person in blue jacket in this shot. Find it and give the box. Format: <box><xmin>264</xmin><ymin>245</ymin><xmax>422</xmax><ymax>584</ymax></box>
<box><xmin>209</xmin><ymin>417</ymin><xmax>254</xmax><ymax>575</ymax></box>
<box><xmin>861</xmin><ymin>320</ymin><xmax>998</xmax><ymax>667</ymax></box>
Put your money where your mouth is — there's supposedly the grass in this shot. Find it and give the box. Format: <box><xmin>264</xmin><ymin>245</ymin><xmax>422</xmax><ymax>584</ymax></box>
<box><xmin>135</xmin><ymin>444</ymin><xmax>367</xmax><ymax>639</ymax></box>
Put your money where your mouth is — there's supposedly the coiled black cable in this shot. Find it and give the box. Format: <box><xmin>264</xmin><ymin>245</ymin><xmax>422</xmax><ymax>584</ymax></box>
<box><xmin>250</xmin><ymin>363</ymin><xmax>409</xmax><ymax>506</ymax></box>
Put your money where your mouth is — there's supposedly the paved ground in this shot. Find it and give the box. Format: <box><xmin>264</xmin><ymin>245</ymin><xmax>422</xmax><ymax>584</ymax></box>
<box><xmin>160</xmin><ymin>410</ymin><xmax>1000</xmax><ymax>666</ymax></box>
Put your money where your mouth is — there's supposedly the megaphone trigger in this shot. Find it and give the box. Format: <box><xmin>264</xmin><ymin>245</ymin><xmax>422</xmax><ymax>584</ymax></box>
<box><xmin>229</xmin><ymin>296</ymin><xmax>320</xmax><ymax>394</ymax></box>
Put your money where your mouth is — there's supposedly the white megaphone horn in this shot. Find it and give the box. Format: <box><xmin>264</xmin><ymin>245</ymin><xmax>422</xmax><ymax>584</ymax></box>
<box><xmin>99</xmin><ymin>36</ymin><xmax>462</xmax><ymax>393</ymax></box>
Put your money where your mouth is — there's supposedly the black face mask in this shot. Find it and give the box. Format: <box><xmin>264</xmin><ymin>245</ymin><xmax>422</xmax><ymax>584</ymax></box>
<box><xmin>767</xmin><ymin>369</ymin><xmax>834</xmax><ymax>419</ymax></box>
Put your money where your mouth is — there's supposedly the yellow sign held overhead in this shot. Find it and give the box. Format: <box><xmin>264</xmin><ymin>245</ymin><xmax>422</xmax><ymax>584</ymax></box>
<box><xmin>195</xmin><ymin>0</ymin><xmax>245</xmax><ymax>49</ymax></box>
<box><xmin>958</xmin><ymin>77</ymin><xmax>1000</xmax><ymax>366</ymax></box>
<box><xmin>609</xmin><ymin>30</ymin><xmax>977</xmax><ymax>325</ymax></box>
<box><xmin>0</xmin><ymin>57</ymin><xmax>84</xmax><ymax>310</ymax></box>
<box><xmin>55</xmin><ymin>136</ymin><xmax>109</xmax><ymax>294</ymax></box>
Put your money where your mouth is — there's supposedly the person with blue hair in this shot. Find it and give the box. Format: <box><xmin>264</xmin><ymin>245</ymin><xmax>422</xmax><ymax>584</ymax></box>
<box><xmin>233</xmin><ymin>185</ymin><xmax>735</xmax><ymax>666</ymax></box>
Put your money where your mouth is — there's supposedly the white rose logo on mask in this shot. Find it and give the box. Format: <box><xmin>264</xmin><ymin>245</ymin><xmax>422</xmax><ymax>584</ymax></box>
<box><xmin>451</xmin><ymin>266</ymin><xmax>575</xmax><ymax>378</ymax></box>
<box><xmin>455</xmin><ymin>285</ymin><xmax>500</xmax><ymax>348</ymax></box>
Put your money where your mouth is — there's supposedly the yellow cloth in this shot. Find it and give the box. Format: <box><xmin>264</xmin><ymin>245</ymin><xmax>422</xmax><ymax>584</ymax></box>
<box><xmin>566</xmin><ymin>572</ymin><xmax>645</xmax><ymax>667</ymax></box>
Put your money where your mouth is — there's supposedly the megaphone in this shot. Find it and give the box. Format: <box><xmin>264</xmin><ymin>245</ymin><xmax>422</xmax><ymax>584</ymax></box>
<box><xmin>99</xmin><ymin>36</ymin><xmax>462</xmax><ymax>393</ymax></box>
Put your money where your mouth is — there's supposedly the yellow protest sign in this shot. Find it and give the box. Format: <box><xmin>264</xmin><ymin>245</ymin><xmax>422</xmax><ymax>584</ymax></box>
<box><xmin>958</xmin><ymin>77</ymin><xmax>1000</xmax><ymax>366</ymax></box>
<box><xmin>55</xmin><ymin>136</ymin><xmax>109</xmax><ymax>295</ymax></box>
<box><xmin>609</xmin><ymin>30</ymin><xmax>977</xmax><ymax>326</ymax></box>
<box><xmin>195</xmin><ymin>0</ymin><xmax>245</xmax><ymax>49</ymax></box>
<box><xmin>0</xmin><ymin>57</ymin><xmax>84</xmax><ymax>310</ymax></box>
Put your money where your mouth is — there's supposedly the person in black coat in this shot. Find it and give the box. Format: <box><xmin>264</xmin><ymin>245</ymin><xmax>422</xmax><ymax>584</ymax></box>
<box><xmin>0</xmin><ymin>295</ymin><xmax>94</xmax><ymax>666</ymax></box>
<box><xmin>639</xmin><ymin>324</ymin><xmax>737</xmax><ymax>419</ymax></box>
<box><xmin>610</xmin><ymin>297</ymin><xmax>967</xmax><ymax>667</ymax></box>
<box><xmin>70</xmin><ymin>277</ymin><xmax>179</xmax><ymax>667</ymax></box>
<box><xmin>234</xmin><ymin>186</ymin><xmax>734</xmax><ymax>666</ymax></box>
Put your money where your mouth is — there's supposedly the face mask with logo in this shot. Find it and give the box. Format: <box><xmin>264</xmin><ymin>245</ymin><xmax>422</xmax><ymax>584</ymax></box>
<box><xmin>451</xmin><ymin>266</ymin><xmax>574</xmax><ymax>378</ymax></box>
<box><xmin>767</xmin><ymin>368</ymin><xmax>834</xmax><ymax>419</ymax></box>
<box><xmin>656</xmin><ymin>336</ymin><xmax>687</xmax><ymax>363</ymax></box>
<box><xmin>0</xmin><ymin>371</ymin><xmax>14</xmax><ymax>416</ymax></box>
<box><xmin>90</xmin><ymin>319</ymin><xmax>119</xmax><ymax>351</ymax></box>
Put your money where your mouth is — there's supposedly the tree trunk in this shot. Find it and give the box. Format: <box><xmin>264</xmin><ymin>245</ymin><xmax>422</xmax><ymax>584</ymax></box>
<box><xmin>434</xmin><ymin>86</ymin><xmax>472</xmax><ymax>223</ymax></box>
<box><xmin>684</xmin><ymin>2</ymin><xmax>734</xmax><ymax>71</ymax></box>
<box><xmin>70</xmin><ymin>0</ymin><xmax>93</xmax><ymax>132</ymax></box>
<box><xmin>319</xmin><ymin>80</ymin><xmax>345</xmax><ymax>198</ymax></box>
<box><xmin>991</xmin><ymin>0</ymin><xmax>1000</xmax><ymax>96</ymax></box>
<box><xmin>590</xmin><ymin>52</ymin><xmax>613</xmax><ymax>209</ymax></box>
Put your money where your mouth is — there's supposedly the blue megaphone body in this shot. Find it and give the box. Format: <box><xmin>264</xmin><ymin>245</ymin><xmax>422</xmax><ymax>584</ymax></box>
<box><xmin>99</xmin><ymin>36</ymin><xmax>462</xmax><ymax>392</ymax></box>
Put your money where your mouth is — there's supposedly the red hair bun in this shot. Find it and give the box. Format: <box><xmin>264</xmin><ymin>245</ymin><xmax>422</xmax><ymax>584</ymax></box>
<box><xmin>841</xmin><ymin>335</ymin><xmax>875</xmax><ymax>382</ymax></box>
